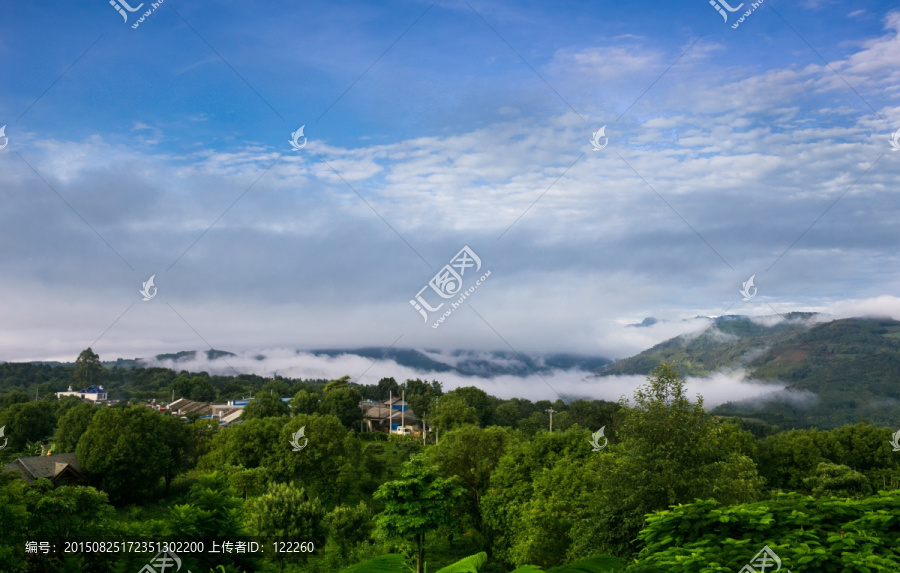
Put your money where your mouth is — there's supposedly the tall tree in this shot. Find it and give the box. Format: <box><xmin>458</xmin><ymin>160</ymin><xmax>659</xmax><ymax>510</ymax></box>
<box><xmin>73</xmin><ymin>347</ymin><xmax>103</xmax><ymax>388</ymax></box>
<box><xmin>76</xmin><ymin>407</ymin><xmax>184</xmax><ymax>502</ymax></box>
<box><xmin>323</xmin><ymin>501</ymin><xmax>372</xmax><ymax>556</ymax></box>
<box><xmin>376</xmin><ymin>377</ymin><xmax>400</xmax><ymax>400</ymax></box>
<box><xmin>0</xmin><ymin>401</ymin><xmax>56</xmax><ymax>450</ymax></box>
<box><xmin>290</xmin><ymin>389</ymin><xmax>320</xmax><ymax>415</ymax></box>
<box><xmin>54</xmin><ymin>402</ymin><xmax>98</xmax><ymax>452</ymax></box>
<box><xmin>373</xmin><ymin>454</ymin><xmax>463</xmax><ymax>573</ymax></box>
<box><xmin>268</xmin><ymin>415</ymin><xmax>362</xmax><ymax>506</ymax></box>
<box><xmin>481</xmin><ymin>428</ymin><xmax>592</xmax><ymax>566</ymax></box>
<box><xmin>157</xmin><ymin>414</ymin><xmax>193</xmax><ymax>493</ymax></box>
<box><xmin>25</xmin><ymin>480</ymin><xmax>114</xmax><ymax>544</ymax></box>
<box><xmin>241</xmin><ymin>392</ymin><xmax>290</xmax><ymax>419</ymax></box>
<box><xmin>402</xmin><ymin>378</ymin><xmax>442</xmax><ymax>421</ymax></box>
<box><xmin>570</xmin><ymin>363</ymin><xmax>764</xmax><ymax>558</ymax></box>
<box><xmin>244</xmin><ymin>483</ymin><xmax>326</xmax><ymax>572</ymax></box>
<box><xmin>199</xmin><ymin>417</ymin><xmax>284</xmax><ymax>470</ymax></box>
<box><xmin>432</xmin><ymin>395</ymin><xmax>478</xmax><ymax>434</ymax></box>
<box><xmin>320</xmin><ymin>384</ymin><xmax>364</xmax><ymax>429</ymax></box>
<box><xmin>444</xmin><ymin>386</ymin><xmax>496</xmax><ymax>427</ymax></box>
<box><xmin>429</xmin><ymin>426</ymin><xmax>521</xmax><ymax>551</ymax></box>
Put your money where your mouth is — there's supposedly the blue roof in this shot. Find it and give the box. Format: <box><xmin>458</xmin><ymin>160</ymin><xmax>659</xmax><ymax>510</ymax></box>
<box><xmin>82</xmin><ymin>386</ymin><xmax>105</xmax><ymax>393</ymax></box>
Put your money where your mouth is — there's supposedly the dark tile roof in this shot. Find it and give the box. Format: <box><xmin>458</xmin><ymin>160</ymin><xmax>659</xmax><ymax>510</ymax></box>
<box><xmin>4</xmin><ymin>453</ymin><xmax>82</xmax><ymax>482</ymax></box>
<box><xmin>362</xmin><ymin>402</ymin><xmax>419</xmax><ymax>422</ymax></box>
<box><xmin>168</xmin><ymin>398</ymin><xmax>211</xmax><ymax>415</ymax></box>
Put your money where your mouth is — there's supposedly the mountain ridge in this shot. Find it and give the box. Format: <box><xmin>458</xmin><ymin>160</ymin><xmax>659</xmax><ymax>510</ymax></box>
<box><xmin>598</xmin><ymin>314</ymin><xmax>900</xmax><ymax>428</ymax></box>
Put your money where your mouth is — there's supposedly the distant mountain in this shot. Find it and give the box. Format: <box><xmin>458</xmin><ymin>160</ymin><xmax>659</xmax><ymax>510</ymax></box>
<box><xmin>114</xmin><ymin>347</ymin><xmax>611</xmax><ymax>378</ymax></box>
<box><xmin>598</xmin><ymin>315</ymin><xmax>900</xmax><ymax>428</ymax></box>
<box><xmin>94</xmin><ymin>350</ymin><xmax>238</xmax><ymax>370</ymax></box>
<box><xmin>600</xmin><ymin>313</ymin><xmax>818</xmax><ymax>377</ymax></box>
<box><xmin>305</xmin><ymin>348</ymin><xmax>612</xmax><ymax>378</ymax></box>
<box><xmin>628</xmin><ymin>317</ymin><xmax>659</xmax><ymax>327</ymax></box>
<box><xmin>154</xmin><ymin>349</ymin><xmax>237</xmax><ymax>363</ymax></box>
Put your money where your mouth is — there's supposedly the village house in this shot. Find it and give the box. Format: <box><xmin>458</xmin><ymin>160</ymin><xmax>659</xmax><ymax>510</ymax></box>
<box><xmin>54</xmin><ymin>385</ymin><xmax>108</xmax><ymax>402</ymax></box>
<box><xmin>360</xmin><ymin>397</ymin><xmax>421</xmax><ymax>434</ymax></box>
<box><xmin>3</xmin><ymin>453</ymin><xmax>88</xmax><ymax>487</ymax></box>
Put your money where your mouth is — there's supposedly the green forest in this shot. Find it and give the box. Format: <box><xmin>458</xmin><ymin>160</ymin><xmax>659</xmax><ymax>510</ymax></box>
<box><xmin>604</xmin><ymin>317</ymin><xmax>900</xmax><ymax>429</ymax></box>
<box><xmin>2</xmin><ymin>349</ymin><xmax>900</xmax><ymax>572</ymax></box>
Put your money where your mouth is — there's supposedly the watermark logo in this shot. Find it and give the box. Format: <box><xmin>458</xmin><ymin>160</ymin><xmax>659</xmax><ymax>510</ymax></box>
<box><xmin>590</xmin><ymin>426</ymin><xmax>608</xmax><ymax>451</ymax></box>
<box><xmin>0</xmin><ymin>125</ymin><xmax>8</xmax><ymax>150</ymax></box>
<box><xmin>715</xmin><ymin>0</ymin><xmax>764</xmax><ymax>29</ymax></box>
<box><xmin>140</xmin><ymin>275</ymin><xmax>157</xmax><ymax>301</ymax></box>
<box><xmin>0</xmin><ymin>425</ymin><xmax>7</xmax><ymax>450</ymax></box>
<box><xmin>289</xmin><ymin>125</ymin><xmax>307</xmax><ymax>150</ymax></box>
<box><xmin>740</xmin><ymin>275</ymin><xmax>757</xmax><ymax>301</ymax></box>
<box><xmin>139</xmin><ymin>552</ymin><xmax>192</xmax><ymax>573</ymax></box>
<box><xmin>112</xmin><ymin>0</ymin><xmax>164</xmax><ymax>30</ymax></box>
<box><xmin>890</xmin><ymin>128</ymin><xmax>900</xmax><ymax>151</ymax></box>
<box><xmin>709</xmin><ymin>0</ymin><xmax>743</xmax><ymax>22</ymax></box>
<box><xmin>109</xmin><ymin>0</ymin><xmax>144</xmax><ymax>23</ymax></box>
<box><xmin>590</xmin><ymin>125</ymin><xmax>608</xmax><ymax>151</ymax></box>
<box><xmin>738</xmin><ymin>545</ymin><xmax>790</xmax><ymax>572</ymax></box>
<box><xmin>409</xmin><ymin>246</ymin><xmax>492</xmax><ymax>328</ymax></box>
<box><xmin>290</xmin><ymin>426</ymin><xmax>308</xmax><ymax>451</ymax></box>
<box><xmin>890</xmin><ymin>429</ymin><xmax>900</xmax><ymax>452</ymax></box>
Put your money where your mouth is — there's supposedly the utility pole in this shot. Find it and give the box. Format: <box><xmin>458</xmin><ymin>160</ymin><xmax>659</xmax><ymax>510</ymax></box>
<box><xmin>389</xmin><ymin>390</ymin><xmax>393</xmax><ymax>435</ymax></box>
<box><xmin>401</xmin><ymin>389</ymin><xmax>405</xmax><ymax>432</ymax></box>
<box><xmin>546</xmin><ymin>408</ymin><xmax>556</xmax><ymax>432</ymax></box>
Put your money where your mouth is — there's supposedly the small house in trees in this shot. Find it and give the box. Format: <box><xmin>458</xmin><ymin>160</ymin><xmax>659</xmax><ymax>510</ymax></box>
<box><xmin>360</xmin><ymin>397</ymin><xmax>420</xmax><ymax>434</ymax></box>
<box><xmin>167</xmin><ymin>398</ymin><xmax>212</xmax><ymax>417</ymax></box>
<box><xmin>3</xmin><ymin>453</ymin><xmax>88</xmax><ymax>487</ymax></box>
<box><xmin>55</xmin><ymin>385</ymin><xmax>108</xmax><ymax>402</ymax></box>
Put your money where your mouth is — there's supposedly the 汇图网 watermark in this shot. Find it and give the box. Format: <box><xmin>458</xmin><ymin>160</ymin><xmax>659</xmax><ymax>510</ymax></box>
<box><xmin>289</xmin><ymin>125</ymin><xmax>307</xmax><ymax>150</ymax></box>
<box><xmin>709</xmin><ymin>0</ymin><xmax>764</xmax><ymax>29</ymax></box>
<box><xmin>739</xmin><ymin>545</ymin><xmax>791</xmax><ymax>573</ymax></box>
<box><xmin>590</xmin><ymin>426</ymin><xmax>608</xmax><ymax>451</ymax></box>
<box><xmin>139</xmin><ymin>551</ymin><xmax>192</xmax><ymax>573</ymax></box>
<box><xmin>110</xmin><ymin>0</ymin><xmax>164</xmax><ymax>29</ymax></box>
<box><xmin>290</xmin><ymin>426</ymin><xmax>308</xmax><ymax>451</ymax></box>
<box><xmin>410</xmin><ymin>246</ymin><xmax>491</xmax><ymax>329</ymax></box>
<box><xmin>140</xmin><ymin>275</ymin><xmax>157</xmax><ymax>301</ymax></box>
<box><xmin>740</xmin><ymin>275</ymin><xmax>757</xmax><ymax>301</ymax></box>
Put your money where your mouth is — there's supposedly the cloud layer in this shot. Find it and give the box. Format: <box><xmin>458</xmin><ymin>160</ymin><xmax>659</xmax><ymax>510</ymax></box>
<box><xmin>1</xmin><ymin>4</ymin><xmax>899</xmax><ymax>365</ymax></box>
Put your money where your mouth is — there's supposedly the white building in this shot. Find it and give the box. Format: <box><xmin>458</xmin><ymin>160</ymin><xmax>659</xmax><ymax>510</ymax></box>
<box><xmin>55</xmin><ymin>385</ymin><xmax>108</xmax><ymax>402</ymax></box>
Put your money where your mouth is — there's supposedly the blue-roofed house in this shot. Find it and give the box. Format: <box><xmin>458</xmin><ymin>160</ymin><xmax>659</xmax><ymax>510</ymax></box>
<box><xmin>54</xmin><ymin>385</ymin><xmax>108</xmax><ymax>402</ymax></box>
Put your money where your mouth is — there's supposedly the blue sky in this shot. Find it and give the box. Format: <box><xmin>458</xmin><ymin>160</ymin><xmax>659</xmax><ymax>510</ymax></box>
<box><xmin>2</xmin><ymin>0</ymin><xmax>900</xmax><ymax>378</ymax></box>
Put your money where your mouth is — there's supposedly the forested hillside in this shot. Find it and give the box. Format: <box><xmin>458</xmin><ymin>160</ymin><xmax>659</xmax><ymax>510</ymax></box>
<box><xmin>598</xmin><ymin>316</ymin><xmax>900</xmax><ymax>428</ymax></box>
<box><xmin>2</xmin><ymin>349</ymin><xmax>900</xmax><ymax>572</ymax></box>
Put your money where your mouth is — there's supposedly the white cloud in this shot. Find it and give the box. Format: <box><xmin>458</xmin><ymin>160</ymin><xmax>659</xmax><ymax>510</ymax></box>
<box><xmin>3</xmin><ymin>11</ymin><xmax>900</xmax><ymax>363</ymax></box>
<box><xmin>139</xmin><ymin>348</ymin><xmax>804</xmax><ymax>409</ymax></box>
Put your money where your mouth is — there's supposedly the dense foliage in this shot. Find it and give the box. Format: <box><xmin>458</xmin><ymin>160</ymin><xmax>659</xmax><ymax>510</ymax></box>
<box><xmin>602</xmin><ymin>317</ymin><xmax>900</xmax><ymax>428</ymax></box>
<box><xmin>0</xmin><ymin>349</ymin><xmax>899</xmax><ymax>572</ymax></box>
